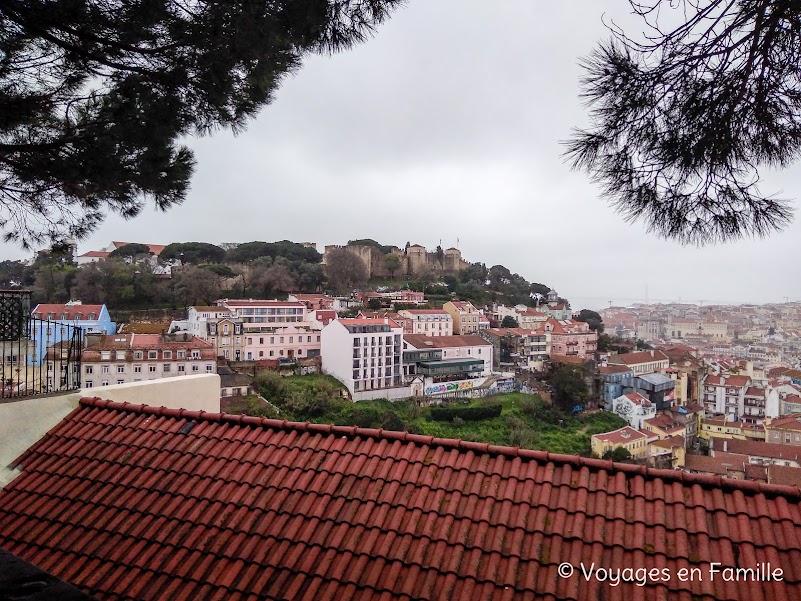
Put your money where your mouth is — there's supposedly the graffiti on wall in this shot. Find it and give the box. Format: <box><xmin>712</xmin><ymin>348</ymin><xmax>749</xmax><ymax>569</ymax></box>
<box><xmin>425</xmin><ymin>379</ymin><xmax>478</xmax><ymax>396</ymax></box>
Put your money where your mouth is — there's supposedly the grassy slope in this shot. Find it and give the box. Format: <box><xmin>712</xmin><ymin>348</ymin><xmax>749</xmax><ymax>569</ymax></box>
<box><xmin>256</xmin><ymin>376</ymin><xmax>626</xmax><ymax>455</ymax></box>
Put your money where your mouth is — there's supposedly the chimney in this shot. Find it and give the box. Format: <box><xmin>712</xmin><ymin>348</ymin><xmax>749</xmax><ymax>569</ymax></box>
<box><xmin>650</xmin><ymin>350</ymin><xmax>654</xmax><ymax>357</ymax></box>
<box><xmin>384</xmin><ymin>317</ymin><xmax>389</xmax><ymax>325</ymax></box>
<box><xmin>723</xmin><ymin>439</ymin><xmax>728</xmax><ymax>453</ymax></box>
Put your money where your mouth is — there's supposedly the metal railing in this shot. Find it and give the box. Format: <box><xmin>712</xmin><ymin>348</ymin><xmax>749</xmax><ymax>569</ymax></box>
<box><xmin>0</xmin><ymin>290</ymin><xmax>83</xmax><ymax>398</ymax></box>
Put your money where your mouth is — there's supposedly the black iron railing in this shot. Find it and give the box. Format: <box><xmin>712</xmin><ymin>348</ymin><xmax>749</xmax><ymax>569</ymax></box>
<box><xmin>0</xmin><ymin>290</ymin><xmax>83</xmax><ymax>398</ymax></box>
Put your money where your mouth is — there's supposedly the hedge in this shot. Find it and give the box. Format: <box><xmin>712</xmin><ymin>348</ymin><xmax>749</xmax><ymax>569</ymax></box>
<box><xmin>428</xmin><ymin>404</ymin><xmax>502</xmax><ymax>422</ymax></box>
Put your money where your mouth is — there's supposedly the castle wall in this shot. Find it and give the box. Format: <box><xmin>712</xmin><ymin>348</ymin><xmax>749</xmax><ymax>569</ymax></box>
<box><xmin>323</xmin><ymin>244</ymin><xmax>468</xmax><ymax>280</ymax></box>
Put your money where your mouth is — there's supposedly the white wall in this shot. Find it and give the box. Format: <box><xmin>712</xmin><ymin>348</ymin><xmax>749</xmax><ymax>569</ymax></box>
<box><xmin>321</xmin><ymin>321</ymin><xmax>354</xmax><ymax>393</ymax></box>
<box><xmin>1</xmin><ymin>374</ymin><xmax>220</xmax><ymax>488</ymax></box>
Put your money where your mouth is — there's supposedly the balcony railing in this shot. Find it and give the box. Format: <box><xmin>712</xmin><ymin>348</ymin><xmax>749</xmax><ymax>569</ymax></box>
<box><xmin>0</xmin><ymin>291</ymin><xmax>83</xmax><ymax>398</ymax></box>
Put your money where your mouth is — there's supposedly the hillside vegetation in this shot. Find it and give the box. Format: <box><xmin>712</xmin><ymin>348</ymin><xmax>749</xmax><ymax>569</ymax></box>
<box><xmin>248</xmin><ymin>373</ymin><xmax>626</xmax><ymax>455</ymax></box>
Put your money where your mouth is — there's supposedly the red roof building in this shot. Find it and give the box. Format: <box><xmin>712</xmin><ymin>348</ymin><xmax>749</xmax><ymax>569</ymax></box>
<box><xmin>2</xmin><ymin>398</ymin><xmax>801</xmax><ymax>600</ymax></box>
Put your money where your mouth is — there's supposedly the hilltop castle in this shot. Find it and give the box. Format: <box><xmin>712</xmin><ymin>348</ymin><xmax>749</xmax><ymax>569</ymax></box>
<box><xmin>323</xmin><ymin>243</ymin><xmax>470</xmax><ymax>279</ymax></box>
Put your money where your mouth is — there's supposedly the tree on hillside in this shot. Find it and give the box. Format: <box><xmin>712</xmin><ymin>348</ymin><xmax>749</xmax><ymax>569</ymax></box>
<box><xmin>501</xmin><ymin>316</ymin><xmax>520</xmax><ymax>328</ymax></box>
<box><xmin>0</xmin><ymin>1</ymin><xmax>402</xmax><ymax>248</ymax></box>
<box><xmin>108</xmin><ymin>243</ymin><xmax>152</xmax><ymax>261</ymax></box>
<box><xmin>160</xmin><ymin>242</ymin><xmax>225</xmax><ymax>264</ymax></box>
<box><xmin>255</xmin><ymin>263</ymin><xmax>297</xmax><ymax>297</ymax></box>
<box><xmin>226</xmin><ymin>241</ymin><xmax>321</xmax><ymax>264</ymax></box>
<box><xmin>548</xmin><ymin>364</ymin><xmax>590</xmax><ymax>412</ymax></box>
<box><xmin>0</xmin><ymin>261</ymin><xmax>26</xmax><ymax>288</ymax></box>
<box><xmin>384</xmin><ymin>254</ymin><xmax>401</xmax><ymax>278</ymax></box>
<box><xmin>566</xmin><ymin>0</ymin><xmax>801</xmax><ymax>244</ymax></box>
<box><xmin>172</xmin><ymin>265</ymin><xmax>222</xmax><ymax>307</ymax></box>
<box><xmin>325</xmin><ymin>248</ymin><xmax>368</xmax><ymax>293</ymax></box>
<box><xmin>575</xmin><ymin>309</ymin><xmax>605</xmax><ymax>333</ymax></box>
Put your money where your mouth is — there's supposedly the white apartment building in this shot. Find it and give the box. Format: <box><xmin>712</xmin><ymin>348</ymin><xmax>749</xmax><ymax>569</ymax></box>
<box><xmin>218</xmin><ymin>299</ymin><xmax>322</xmax><ymax>360</ymax></box>
<box><xmin>321</xmin><ymin>318</ymin><xmax>403</xmax><ymax>396</ymax></box>
<box><xmin>397</xmin><ymin>309</ymin><xmax>454</xmax><ymax>337</ymax></box>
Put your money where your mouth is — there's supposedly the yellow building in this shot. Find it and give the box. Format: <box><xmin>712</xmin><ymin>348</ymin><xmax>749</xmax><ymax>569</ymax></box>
<box><xmin>648</xmin><ymin>436</ymin><xmax>686</xmax><ymax>468</ymax></box>
<box><xmin>698</xmin><ymin>416</ymin><xmax>766</xmax><ymax>441</ymax></box>
<box><xmin>443</xmin><ymin>300</ymin><xmax>483</xmax><ymax>335</ymax></box>
<box><xmin>591</xmin><ymin>426</ymin><xmax>650</xmax><ymax>459</ymax></box>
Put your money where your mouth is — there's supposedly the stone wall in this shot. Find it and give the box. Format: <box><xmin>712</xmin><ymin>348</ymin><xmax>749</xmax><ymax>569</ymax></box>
<box><xmin>323</xmin><ymin>243</ymin><xmax>470</xmax><ymax>279</ymax></box>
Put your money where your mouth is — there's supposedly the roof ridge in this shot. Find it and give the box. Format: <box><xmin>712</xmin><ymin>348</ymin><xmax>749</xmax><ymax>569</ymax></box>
<box><xmin>78</xmin><ymin>397</ymin><xmax>801</xmax><ymax>499</ymax></box>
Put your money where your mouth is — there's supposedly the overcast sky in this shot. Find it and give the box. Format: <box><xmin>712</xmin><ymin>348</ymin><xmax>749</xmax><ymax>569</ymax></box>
<box><xmin>7</xmin><ymin>1</ymin><xmax>801</xmax><ymax>308</ymax></box>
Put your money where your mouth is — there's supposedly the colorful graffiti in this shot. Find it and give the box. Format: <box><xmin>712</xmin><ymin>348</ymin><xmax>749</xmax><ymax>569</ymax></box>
<box><xmin>425</xmin><ymin>380</ymin><xmax>476</xmax><ymax>396</ymax></box>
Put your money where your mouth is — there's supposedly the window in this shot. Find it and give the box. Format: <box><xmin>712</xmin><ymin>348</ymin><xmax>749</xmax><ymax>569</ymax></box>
<box><xmin>117</xmin><ymin>379</ymin><xmax>124</xmax><ymax>385</ymax></box>
<box><xmin>192</xmin><ymin>364</ymin><xmax>199</xmax><ymax>372</ymax></box>
<box><xmin>85</xmin><ymin>380</ymin><xmax>92</xmax><ymax>388</ymax></box>
<box><xmin>223</xmin><ymin>325</ymin><xmax>229</xmax><ymax>335</ymax></box>
<box><xmin>117</xmin><ymin>365</ymin><xmax>125</xmax><ymax>373</ymax></box>
<box><xmin>149</xmin><ymin>365</ymin><xmax>157</xmax><ymax>373</ymax></box>
<box><xmin>177</xmin><ymin>350</ymin><xmax>185</xmax><ymax>359</ymax></box>
<box><xmin>163</xmin><ymin>350</ymin><xmax>172</xmax><ymax>359</ymax></box>
<box><xmin>192</xmin><ymin>351</ymin><xmax>200</xmax><ymax>359</ymax></box>
<box><xmin>163</xmin><ymin>364</ymin><xmax>171</xmax><ymax>373</ymax></box>
<box><xmin>206</xmin><ymin>364</ymin><xmax>213</xmax><ymax>373</ymax></box>
<box><xmin>102</xmin><ymin>365</ymin><xmax>110</xmax><ymax>374</ymax></box>
<box><xmin>259</xmin><ymin>337</ymin><xmax>264</xmax><ymax>344</ymax></box>
<box><xmin>134</xmin><ymin>365</ymin><xmax>142</xmax><ymax>373</ymax></box>
<box><xmin>101</xmin><ymin>351</ymin><xmax>111</xmax><ymax>361</ymax></box>
<box><xmin>269</xmin><ymin>351</ymin><xmax>274</xmax><ymax>357</ymax></box>
<box><xmin>289</xmin><ymin>337</ymin><xmax>293</xmax><ymax>343</ymax></box>
<box><xmin>148</xmin><ymin>351</ymin><xmax>157</xmax><ymax>360</ymax></box>
<box><xmin>134</xmin><ymin>351</ymin><xmax>143</xmax><ymax>360</ymax></box>
<box><xmin>235</xmin><ymin>337</ymin><xmax>241</xmax><ymax>344</ymax></box>
<box><xmin>85</xmin><ymin>366</ymin><xmax>93</xmax><ymax>374</ymax></box>
<box><xmin>279</xmin><ymin>337</ymin><xmax>284</xmax><ymax>343</ymax></box>
<box><xmin>101</xmin><ymin>381</ymin><xmax>109</xmax><ymax>386</ymax></box>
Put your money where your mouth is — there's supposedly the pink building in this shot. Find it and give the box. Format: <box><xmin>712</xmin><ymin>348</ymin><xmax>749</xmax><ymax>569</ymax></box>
<box><xmin>545</xmin><ymin>318</ymin><xmax>597</xmax><ymax>360</ymax></box>
<box><xmin>219</xmin><ymin>299</ymin><xmax>322</xmax><ymax>361</ymax></box>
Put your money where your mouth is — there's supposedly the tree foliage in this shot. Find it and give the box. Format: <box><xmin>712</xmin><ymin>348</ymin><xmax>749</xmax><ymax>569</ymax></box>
<box><xmin>108</xmin><ymin>243</ymin><xmax>152</xmax><ymax>260</ymax></box>
<box><xmin>160</xmin><ymin>242</ymin><xmax>225</xmax><ymax>264</ymax></box>
<box><xmin>383</xmin><ymin>253</ymin><xmax>401</xmax><ymax>278</ymax></box>
<box><xmin>575</xmin><ymin>309</ymin><xmax>604</xmax><ymax>333</ymax></box>
<box><xmin>501</xmin><ymin>316</ymin><xmax>520</xmax><ymax>328</ymax></box>
<box><xmin>226</xmin><ymin>241</ymin><xmax>321</xmax><ymax>264</ymax></box>
<box><xmin>0</xmin><ymin>1</ymin><xmax>402</xmax><ymax>248</ymax></box>
<box><xmin>325</xmin><ymin>247</ymin><xmax>368</xmax><ymax>293</ymax></box>
<box><xmin>565</xmin><ymin>0</ymin><xmax>798</xmax><ymax>244</ymax></box>
<box><xmin>548</xmin><ymin>364</ymin><xmax>589</xmax><ymax>412</ymax></box>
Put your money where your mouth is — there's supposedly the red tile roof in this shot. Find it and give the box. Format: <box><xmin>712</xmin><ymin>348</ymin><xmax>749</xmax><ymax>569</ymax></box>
<box><xmin>111</xmin><ymin>241</ymin><xmax>166</xmax><ymax>256</ymax></box>
<box><xmin>31</xmin><ymin>304</ymin><xmax>105</xmax><ymax>321</ymax></box>
<box><xmin>2</xmin><ymin>399</ymin><xmax>801</xmax><ymax>600</ymax></box>
<box><xmin>609</xmin><ymin>350</ymin><xmax>669</xmax><ymax>365</ymax></box>
<box><xmin>591</xmin><ymin>425</ymin><xmax>648</xmax><ymax>444</ymax></box>
<box><xmin>77</xmin><ymin>250</ymin><xmax>110</xmax><ymax>258</ymax></box>
<box><xmin>714</xmin><ymin>438</ymin><xmax>801</xmax><ymax>462</ymax></box>
<box><xmin>768</xmin><ymin>414</ymin><xmax>801</xmax><ymax>431</ymax></box>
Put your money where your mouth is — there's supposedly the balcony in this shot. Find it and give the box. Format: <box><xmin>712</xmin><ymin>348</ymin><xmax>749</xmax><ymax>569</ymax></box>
<box><xmin>1</xmin><ymin>290</ymin><xmax>84</xmax><ymax>399</ymax></box>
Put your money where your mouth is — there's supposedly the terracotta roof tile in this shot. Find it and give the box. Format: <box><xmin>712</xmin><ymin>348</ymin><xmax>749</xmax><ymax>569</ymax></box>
<box><xmin>1</xmin><ymin>398</ymin><xmax>801</xmax><ymax>600</ymax></box>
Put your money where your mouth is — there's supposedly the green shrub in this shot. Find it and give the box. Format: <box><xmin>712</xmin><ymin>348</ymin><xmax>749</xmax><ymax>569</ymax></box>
<box><xmin>428</xmin><ymin>404</ymin><xmax>502</xmax><ymax>422</ymax></box>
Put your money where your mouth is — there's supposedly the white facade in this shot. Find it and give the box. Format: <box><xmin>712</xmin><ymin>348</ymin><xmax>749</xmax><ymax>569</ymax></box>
<box><xmin>321</xmin><ymin>318</ymin><xmax>404</xmax><ymax>397</ymax></box>
<box><xmin>612</xmin><ymin>393</ymin><xmax>657</xmax><ymax>429</ymax></box>
<box><xmin>186</xmin><ymin>306</ymin><xmax>235</xmax><ymax>339</ymax></box>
